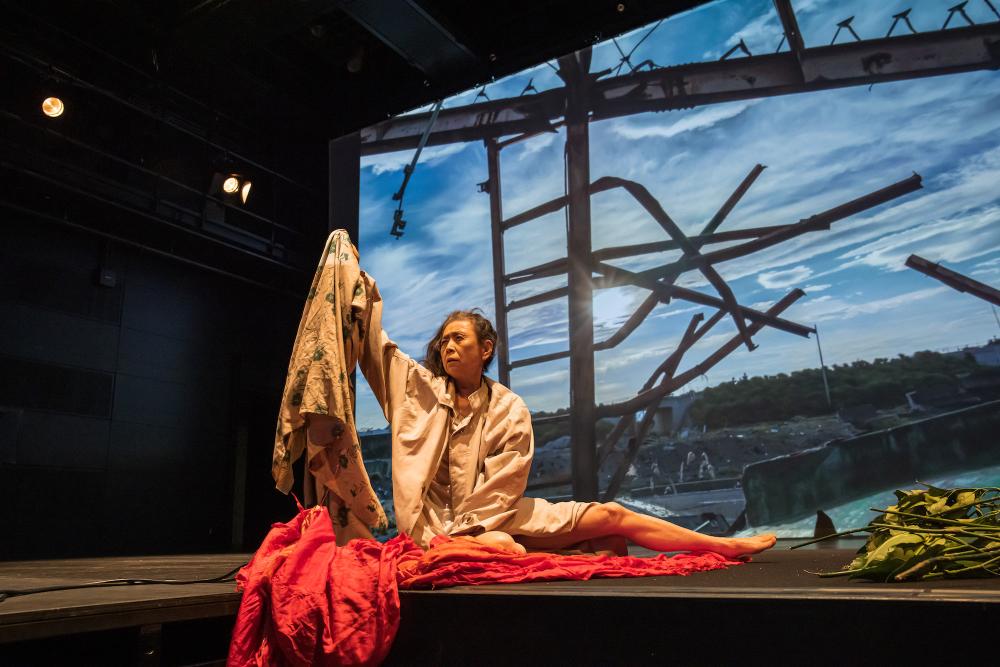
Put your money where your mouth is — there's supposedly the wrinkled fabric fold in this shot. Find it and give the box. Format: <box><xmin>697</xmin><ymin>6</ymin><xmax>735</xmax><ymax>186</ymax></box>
<box><xmin>228</xmin><ymin>505</ymin><xmax>417</xmax><ymax>667</ymax></box>
<box><xmin>271</xmin><ymin>229</ymin><xmax>387</xmax><ymax>540</ymax></box>
<box><xmin>227</xmin><ymin>506</ymin><xmax>743</xmax><ymax>666</ymax></box>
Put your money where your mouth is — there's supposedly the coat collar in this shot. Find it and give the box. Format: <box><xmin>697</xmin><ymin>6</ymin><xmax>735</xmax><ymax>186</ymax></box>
<box><xmin>438</xmin><ymin>376</ymin><xmax>490</xmax><ymax>412</ymax></box>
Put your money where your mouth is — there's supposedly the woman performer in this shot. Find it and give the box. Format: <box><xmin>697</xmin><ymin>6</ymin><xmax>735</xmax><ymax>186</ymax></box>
<box><xmin>343</xmin><ymin>277</ymin><xmax>776</xmax><ymax>558</ymax></box>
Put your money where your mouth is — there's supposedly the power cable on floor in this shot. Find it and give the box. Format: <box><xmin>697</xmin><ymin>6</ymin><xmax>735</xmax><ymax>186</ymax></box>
<box><xmin>0</xmin><ymin>561</ymin><xmax>247</xmax><ymax>603</ymax></box>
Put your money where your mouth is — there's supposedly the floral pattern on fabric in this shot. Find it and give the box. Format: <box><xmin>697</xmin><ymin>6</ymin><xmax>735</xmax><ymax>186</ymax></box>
<box><xmin>271</xmin><ymin>229</ymin><xmax>388</xmax><ymax>533</ymax></box>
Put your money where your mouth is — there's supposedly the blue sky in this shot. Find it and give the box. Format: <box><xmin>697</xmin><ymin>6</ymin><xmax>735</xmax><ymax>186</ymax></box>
<box><xmin>353</xmin><ymin>0</ymin><xmax>1000</xmax><ymax>430</ymax></box>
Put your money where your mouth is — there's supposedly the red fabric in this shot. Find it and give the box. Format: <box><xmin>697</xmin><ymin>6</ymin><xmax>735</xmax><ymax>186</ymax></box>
<box><xmin>396</xmin><ymin>534</ymin><xmax>741</xmax><ymax>588</ymax></box>
<box><xmin>228</xmin><ymin>505</ymin><xmax>420</xmax><ymax>666</ymax></box>
<box><xmin>228</xmin><ymin>506</ymin><xmax>742</xmax><ymax>666</ymax></box>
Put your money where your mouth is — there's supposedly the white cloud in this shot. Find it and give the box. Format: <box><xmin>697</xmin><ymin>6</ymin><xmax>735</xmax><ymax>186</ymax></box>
<box><xmin>757</xmin><ymin>265</ymin><xmax>813</xmax><ymax>289</ymax></box>
<box><xmin>650</xmin><ymin>304</ymin><xmax>704</xmax><ymax>320</ymax></box>
<box><xmin>511</xmin><ymin>368</ymin><xmax>569</xmax><ymax>388</ymax></box>
<box><xmin>803</xmin><ymin>283</ymin><xmax>832</xmax><ymax>293</ymax></box>
<box><xmin>795</xmin><ymin>286</ymin><xmax>950</xmax><ymax>324</ymax></box>
<box><xmin>517</xmin><ymin>132</ymin><xmax>558</xmax><ymax>160</ymax></box>
<box><xmin>611</xmin><ymin>100</ymin><xmax>759</xmax><ymax>141</ymax></box>
<box><xmin>837</xmin><ymin>205</ymin><xmax>1000</xmax><ymax>273</ymax></box>
<box><xmin>360</xmin><ymin>142</ymin><xmax>471</xmax><ymax>175</ymax></box>
<box><xmin>971</xmin><ymin>256</ymin><xmax>1000</xmax><ymax>278</ymax></box>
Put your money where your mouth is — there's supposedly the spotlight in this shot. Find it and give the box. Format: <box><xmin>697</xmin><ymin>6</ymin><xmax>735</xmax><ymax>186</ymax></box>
<box><xmin>41</xmin><ymin>96</ymin><xmax>65</xmax><ymax>117</ymax></box>
<box><xmin>211</xmin><ymin>172</ymin><xmax>253</xmax><ymax>205</ymax></box>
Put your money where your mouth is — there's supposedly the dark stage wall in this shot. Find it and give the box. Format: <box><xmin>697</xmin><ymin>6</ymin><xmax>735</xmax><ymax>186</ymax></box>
<box><xmin>0</xmin><ymin>220</ymin><xmax>302</xmax><ymax>560</ymax></box>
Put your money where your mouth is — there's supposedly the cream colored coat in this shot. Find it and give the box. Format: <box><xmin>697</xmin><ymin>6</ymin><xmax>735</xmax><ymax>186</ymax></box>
<box><xmin>358</xmin><ymin>277</ymin><xmax>536</xmax><ymax>541</ymax></box>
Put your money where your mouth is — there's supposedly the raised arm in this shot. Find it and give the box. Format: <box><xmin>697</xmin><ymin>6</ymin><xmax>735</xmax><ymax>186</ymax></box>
<box><xmin>357</xmin><ymin>272</ymin><xmax>412</xmax><ymax>422</ymax></box>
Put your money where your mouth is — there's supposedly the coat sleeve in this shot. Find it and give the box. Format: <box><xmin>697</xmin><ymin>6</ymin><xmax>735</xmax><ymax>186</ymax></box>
<box><xmin>450</xmin><ymin>398</ymin><xmax>534</xmax><ymax>535</ymax></box>
<box><xmin>357</xmin><ymin>272</ymin><xmax>412</xmax><ymax>422</ymax></box>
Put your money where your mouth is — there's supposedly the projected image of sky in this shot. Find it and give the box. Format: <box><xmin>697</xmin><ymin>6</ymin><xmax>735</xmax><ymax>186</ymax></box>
<box><xmin>354</xmin><ymin>0</ymin><xmax>1000</xmax><ymax>430</ymax></box>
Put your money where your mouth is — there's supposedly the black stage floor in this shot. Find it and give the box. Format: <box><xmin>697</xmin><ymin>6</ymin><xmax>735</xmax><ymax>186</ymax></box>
<box><xmin>1</xmin><ymin>541</ymin><xmax>997</xmax><ymax>665</ymax></box>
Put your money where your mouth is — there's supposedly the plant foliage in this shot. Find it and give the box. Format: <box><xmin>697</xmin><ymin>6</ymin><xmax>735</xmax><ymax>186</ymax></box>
<box><xmin>795</xmin><ymin>485</ymin><xmax>1000</xmax><ymax>582</ymax></box>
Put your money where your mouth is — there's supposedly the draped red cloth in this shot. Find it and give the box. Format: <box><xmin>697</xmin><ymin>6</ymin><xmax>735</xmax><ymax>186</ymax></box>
<box><xmin>228</xmin><ymin>506</ymin><xmax>742</xmax><ymax>666</ymax></box>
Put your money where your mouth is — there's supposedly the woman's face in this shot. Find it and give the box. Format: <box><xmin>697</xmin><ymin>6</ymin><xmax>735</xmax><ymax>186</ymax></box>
<box><xmin>439</xmin><ymin>318</ymin><xmax>493</xmax><ymax>383</ymax></box>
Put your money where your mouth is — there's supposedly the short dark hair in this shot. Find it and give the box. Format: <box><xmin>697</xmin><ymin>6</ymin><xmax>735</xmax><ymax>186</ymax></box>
<box><xmin>424</xmin><ymin>309</ymin><xmax>498</xmax><ymax>377</ymax></box>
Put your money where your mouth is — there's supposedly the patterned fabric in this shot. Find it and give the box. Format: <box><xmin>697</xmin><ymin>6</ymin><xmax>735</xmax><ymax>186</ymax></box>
<box><xmin>271</xmin><ymin>229</ymin><xmax>388</xmax><ymax>536</ymax></box>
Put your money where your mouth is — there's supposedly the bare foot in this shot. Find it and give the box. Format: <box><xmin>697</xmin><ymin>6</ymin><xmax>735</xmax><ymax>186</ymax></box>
<box><xmin>710</xmin><ymin>533</ymin><xmax>777</xmax><ymax>559</ymax></box>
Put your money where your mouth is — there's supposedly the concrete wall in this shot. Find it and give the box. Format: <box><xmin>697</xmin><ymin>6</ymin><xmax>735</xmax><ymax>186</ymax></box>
<box><xmin>653</xmin><ymin>392</ymin><xmax>697</xmax><ymax>435</ymax></box>
<box><xmin>741</xmin><ymin>400</ymin><xmax>1000</xmax><ymax>526</ymax></box>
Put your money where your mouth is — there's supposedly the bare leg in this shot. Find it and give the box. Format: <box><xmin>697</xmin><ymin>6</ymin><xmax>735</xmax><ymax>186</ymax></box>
<box><xmin>516</xmin><ymin>503</ymin><xmax>775</xmax><ymax>558</ymax></box>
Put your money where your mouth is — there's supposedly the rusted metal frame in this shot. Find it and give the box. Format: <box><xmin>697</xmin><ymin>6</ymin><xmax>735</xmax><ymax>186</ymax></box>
<box><xmin>505</xmin><ymin>164</ymin><xmax>764</xmax><ymax>285</ymax></box>
<box><xmin>649</xmin><ymin>310</ymin><xmax>727</xmax><ymax>390</ymax></box>
<box><xmin>592</xmin><ymin>175</ymin><xmax>756</xmax><ymax>349</ymax></box>
<box><xmin>595</xmin><ymin>414</ymin><xmax>635</xmax><ymax>472</ymax></box>
<box><xmin>509</xmin><ymin>349</ymin><xmax>570</xmax><ymax>370</ymax></box>
<box><xmin>511</xmin><ymin>163</ymin><xmax>766</xmax><ymax>357</ymax></box>
<box><xmin>657</xmin><ymin>164</ymin><xmax>766</xmax><ymax>289</ymax></box>
<box><xmin>593</xmin><ymin>164</ymin><xmax>762</xmax><ymax>352</ymax></box>
<box><xmin>595</xmin><ymin>310</ymin><xmax>711</xmax><ymax>466</ymax></box>
<box><xmin>596</xmin><ymin>289</ymin><xmax>805</xmax><ymax>419</ymax></box>
<box><xmin>507</xmin><ymin>253</ymin><xmax>809</xmax><ymax>356</ymax></box>
<box><xmin>507</xmin><ymin>286</ymin><xmax>569</xmax><ymax>311</ymax></box>
<box><xmin>486</xmin><ymin>138</ymin><xmax>512</xmax><ymax>385</ymax></box>
<box><xmin>594</xmin><ymin>296</ymin><xmax>659</xmax><ymax>352</ymax></box>
<box><xmin>590</xmin><ymin>24</ymin><xmax>1000</xmax><ymax>118</ymax></box>
<box><xmin>561</xmin><ymin>48</ymin><xmax>599</xmax><ymax>501</ymax></box>
<box><xmin>596</xmin><ymin>308</ymin><xmax>724</xmax><ymax>467</ymax></box>
<box><xmin>906</xmin><ymin>254</ymin><xmax>1000</xmax><ymax>307</ymax></box>
<box><xmin>601</xmin><ymin>310</ymin><xmax>726</xmax><ymax>500</ymax></box>
<box><xmin>772</xmin><ymin>0</ymin><xmax>806</xmax><ymax>62</ymax></box>
<box><xmin>640</xmin><ymin>173</ymin><xmax>923</xmax><ymax>284</ymax></box>
<box><xmin>593</xmin><ymin>226</ymin><xmax>791</xmax><ymax>261</ymax></box>
<box><xmin>360</xmin><ymin>24</ymin><xmax>1000</xmax><ymax>154</ymax></box>
<box><xmin>693</xmin><ymin>174</ymin><xmax>923</xmax><ymax>264</ymax></box>
<box><xmin>593</xmin><ymin>260</ymin><xmax>812</xmax><ymax>337</ymax></box>
<box><xmin>507</xmin><ymin>292</ymin><xmax>684</xmax><ymax>369</ymax></box>
<box><xmin>506</xmin><ymin>224</ymin><xmax>789</xmax><ymax>286</ymax></box>
<box><xmin>506</xmin><ymin>256</ymin><xmax>571</xmax><ymax>285</ymax></box>
<box><xmin>531</xmin><ymin>413</ymin><xmax>571</xmax><ymax>425</ymax></box>
<box><xmin>502</xmin><ymin>194</ymin><xmax>570</xmax><ymax>231</ymax></box>
<box><xmin>360</xmin><ymin>90</ymin><xmax>565</xmax><ymax>155</ymax></box>
<box><xmin>602</xmin><ymin>398</ymin><xmax>660</xmax><ymax>501</ymax></box>
<box><xmin>496</xmin><ymin>121</ymin><xmax>567</xmax><ymax>150</ymax></box>
<box><xmin>502</xmin><ymin>171</ymin><xmax>620</xmax><ymax>231</ymax></box>
<box><xmin>509</xmin><ymin>166</ymin><xmax>766</xmax><ymax>356</ymax></box>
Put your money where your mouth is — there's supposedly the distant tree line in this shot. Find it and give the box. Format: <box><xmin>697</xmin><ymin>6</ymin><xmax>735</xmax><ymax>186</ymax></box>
<box><xmin>688</xmin><ymin>350</ymin><xmax>990</xmax><ymax>429</ymax></box>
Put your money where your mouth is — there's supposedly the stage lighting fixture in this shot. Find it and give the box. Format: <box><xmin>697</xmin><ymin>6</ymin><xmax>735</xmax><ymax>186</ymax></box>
<box><xmin>41</xmin><ymin>96</ymin><xmax>65</xmax><ymax>117</ymax></box>
<box><xmin>240</xmin><ymin>180</ymin><xmax>252</xmax><ymax>204</ymax></box>
<box><xmin>222</xmin><ymin>175</ymin><xmax>240</xmax><ymax>193</ymax></box>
